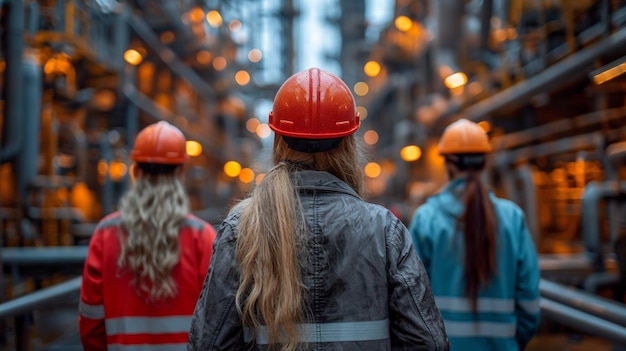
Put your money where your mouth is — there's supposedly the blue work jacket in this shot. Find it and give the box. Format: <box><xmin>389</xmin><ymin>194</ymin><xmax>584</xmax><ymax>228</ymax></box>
<box><xmin>409</xmin><ymin>177</ymin><xmax>540</xmax><ymax>351</ymax></box>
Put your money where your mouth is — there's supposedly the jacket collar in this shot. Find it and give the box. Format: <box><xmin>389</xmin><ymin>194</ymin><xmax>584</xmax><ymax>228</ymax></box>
<box><xmin>290</xmin><ymin>170</ymin><xmax>361</xmax><ymax>199</ymax></box>
<box><xmin>430</xmin><ymin>177</ymin><xmax>468</xmax><ymax>218</ymax></box>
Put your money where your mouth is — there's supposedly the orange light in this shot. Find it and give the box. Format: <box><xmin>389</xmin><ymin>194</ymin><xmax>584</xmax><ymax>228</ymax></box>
<box><xmin>246</xmin><ymin>118</ymin><xmax>260</xmax><ymax>133</ymax></box>
<box><xmin>196</xmin><ymin>50</ymin><xmax>212</xmax><ymax>65</ymax></box>
<box><xmin>124</xmin><ymin>49</ymin><xmax>143</xmax><ymax>66</ymax></box>
<box><xmin>186</xmin><ymin>140</ymin><xmax>202</xmax><ymax>157</ymax></box>
<box><xmin>239</xmin><ymin>168</ymin><xmax>255</xmax><ymax>183</ymax></box>
<box><xmin>364</xmin><ymin>61</ymin><xmax>381</xmax><ymax>77</ymax></box>
<box><xmin>363</xmin><ymin>130</ymin><xmax>379</xmax><ymax>145</ymax></box>
<box><xmin>224</xmin><ymin>161</ymin><xmax>242</xmax><ymax>178</ymax></box>
<box><xmin>444</xmin><ymin>72</ymin><xmax>468</xmax><ymax>89</ymax></box>
<box><xmin>235</xmin><ymin>70</ymin><xmax>250</xmax><ymax>85</ymax></box>
<box><xmin>394</xmin><ymin>16</ymin><xmax>413</xmax><ymax>32</ymax></box>
<box><xmin>189</xmin><ymin>7</ymin><xmax>205</xmax><ymax>22</ymax></box>
<box><xmin>206</xmin><ymin>10</ymin><xmax>223</xmax><ymax>27</ymax></box>
<box><xmin>213</xmin><ymin>56</ymin><xmax>227</xmax><ymax>71</ymax></box>
<box><xmin>365</xmin><ymin>162</ymin><xmax>382</xmax><ymax>178</ymax></box>
<box><xmin>400</xmin><ymin>145</ymin><xmax>422</xmax><ymax>162</ymax></box>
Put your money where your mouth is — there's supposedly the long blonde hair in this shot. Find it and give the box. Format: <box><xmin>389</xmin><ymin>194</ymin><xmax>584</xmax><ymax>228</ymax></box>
<box><xmin>235</xmin><ymin>135</ymin><xmax>363</xmax><ymax>350</ymax></box>
<box><xmin>118</xmin><ymin>170</ymin><xmax>189</xmax><ymax>302</ymax></box>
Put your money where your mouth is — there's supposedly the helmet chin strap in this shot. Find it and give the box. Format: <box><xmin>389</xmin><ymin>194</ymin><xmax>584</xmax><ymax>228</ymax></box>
<box><xmin>282</xmin><ymin>136</ymin><xmax>344</xmax><ymax>153</ymax></box>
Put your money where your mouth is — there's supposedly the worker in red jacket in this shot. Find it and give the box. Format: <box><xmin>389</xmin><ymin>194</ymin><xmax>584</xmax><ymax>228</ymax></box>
<box><xmin>79</xmin><ymin>121</ymin><xmax>217</xmax><ymax>350</ymax></box>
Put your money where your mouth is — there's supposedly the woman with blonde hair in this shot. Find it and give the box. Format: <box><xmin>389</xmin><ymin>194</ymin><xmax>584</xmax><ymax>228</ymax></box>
<box><xmin>79</xmin><ymin>121</ymin><xmax>216</xmax><ymax>350</ymax></box>
<box><xmin>188</xmin><ymin>68</ymin><xmax>448</xmax><ymax>351</ymax></box>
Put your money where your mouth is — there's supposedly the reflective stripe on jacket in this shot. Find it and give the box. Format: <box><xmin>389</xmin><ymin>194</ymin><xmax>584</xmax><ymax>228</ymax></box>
<box><xmin>408</xmin><ymin>177</ymin><xmax>540</xmax><ymax>351</ymax></box>
<box><xmin>188</xmin><ymin>170</ymin><xmax>449</xmax><ymax>351</ymax></box>
<box><xmin>79</xmin><ymin>212</ymin><xmax>216</xmax><ymax>351</ymax></box>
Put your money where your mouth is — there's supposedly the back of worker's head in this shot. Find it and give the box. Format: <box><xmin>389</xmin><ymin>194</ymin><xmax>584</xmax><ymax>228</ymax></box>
<box><xmin>439</xmin><ymin>118</ymin><xmax>497</xmax><ymax>312</ymax></box>
<box><xmin>130</xmin><ymin>121</ymin><xmax>189</xmax><ymax>177</ymax></box>
<box><xmin>268</xmin><ymin>67</ymin><xmax>363</xmax><ymax>193</ymax></box>
<box><xmin>438</xmin><ymin>118</ymin><xmax>492</xmax><ymax>173</ymax></box>
<box><xmin>120</xmin><ymin>121</ymin><xmax>190</xmax><ymax>302</ymax></box>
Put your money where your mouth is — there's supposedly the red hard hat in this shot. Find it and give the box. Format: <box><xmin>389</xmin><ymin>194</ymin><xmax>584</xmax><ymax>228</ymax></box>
<box><xmin>130</xmin><ymin>121</ymin><xmax>189</xmax><ymax>164</ymax></box>
<box><xmin>269</xmin><ymin>67</ymin><xmax>360</xmax><ymax>139</ymax></box>
<box><xmin>438</xmin><ymin>118</ymin><xmax>492</xmax><ymax>155</ymax></box>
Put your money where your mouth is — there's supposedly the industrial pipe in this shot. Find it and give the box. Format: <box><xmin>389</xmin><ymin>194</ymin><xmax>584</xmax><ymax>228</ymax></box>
<box><xmin>461</xmin><ymin>27</ymin><xmax>626</xmax><ymax>121</ymax></box>
<box><xmin>0</xmin><ymin>0</ymin><xmax>24</xmax><ymax>163</ymax></box>
<box><xmin>541</xmin><ymin>297</ymin><xmax>626</xmax><ymax>346</ymax></box>
<box><xmin>0</xmin><ymin>276</ymin><xmax>81</xmax><ymax>319</ymax></box>
<box><xmin>540</xmin><ymin>279</ymin><xmax>626</xmax><ymax>327</ymax></box>
<box><xmin>1</xmin><ymin>246</ymin><xmax>88</xmax><ymax>266</ymax></box>
<box><xmin>581</xmin><ymin>180</ymin><xmax>626</xmax><ymax>271</ymax></box>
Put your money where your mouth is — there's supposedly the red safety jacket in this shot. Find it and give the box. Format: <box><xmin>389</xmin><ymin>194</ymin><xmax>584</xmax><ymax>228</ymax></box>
<box><xmin>79</xmin><ymin>211</ymin><xmax>216</xmax><ymax>351</ymax></box>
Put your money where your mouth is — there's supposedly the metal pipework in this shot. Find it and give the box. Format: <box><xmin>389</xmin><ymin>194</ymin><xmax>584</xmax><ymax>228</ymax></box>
<box><xmin>581</xmin><ymin>180</ymin><xmax>626</xmax><ymax>271</ymax></box>
<box><xmin>0</xmin><ymin>0</ymin><xmax>24</xmax><ymax>163</ymax></box>
<box><xmin>541</xmin><ymin>297</ymin><xmax>626</xmax><ymax>346</ymax></box>
<box><xmin>461</xmin><ymin>27</ymin><xmax>626</xmax><ymax>121</ymax></box>
<box><xmin>540</xmin><ymin>278</ymin><xmax>626</xmax><ymax>327</ymax></box>
<box><xmin>1</xmin><ymin>246</ymin><xmax>88</xmax><ymax>266</ymax></box>
<box><xmin>0</xmin><ymin>276</ymin><xmax>81</xmax><ymax>319</ymax></box>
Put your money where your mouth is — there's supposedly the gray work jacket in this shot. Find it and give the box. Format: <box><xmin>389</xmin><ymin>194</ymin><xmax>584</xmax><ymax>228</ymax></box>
<box><xmin>188</xmin><ymin>170</ymin><xmax>449</xmax><ymax>350</ymax></box>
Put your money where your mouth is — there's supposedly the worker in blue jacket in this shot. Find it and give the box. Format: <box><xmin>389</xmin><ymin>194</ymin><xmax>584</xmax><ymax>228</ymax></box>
<box><xmin>408</xmin><ymin>118</ymin><xmax>540</xmax><ymax>350</ymax></box>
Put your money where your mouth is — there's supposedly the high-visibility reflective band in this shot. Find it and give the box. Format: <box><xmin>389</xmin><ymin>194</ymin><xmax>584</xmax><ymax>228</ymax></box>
<box><xmin>106</xmin><ymin>316</ymin><xmax>192</xmax><ymax>335</ymax></box>
<box><xmin>444</xmin><ymin>321</ymin><xmax>516</xmax><ymax>338</ymax></box>
<box><xmin>435</xmin><ymin>296</ymin><xmax>514</xmax><ymax>313</ymax></box>
<box><xmin>245</xmin><ymin>319</ymin><xmax>389</xmax><ymax>344</ymax></box>
<box><xmin>108</xmin><ymin>343</ymin><xmax>186</xmax><ymax>351</ymax></box>
<box><xmin>79</xmin><ymin>301</ymin><xmax>105</xmax><ymax>319</ymax></box>
<box><xmin>519</xmin><ymin>298</ymin><xmax>540</xmax><ymax>314</ymax></box>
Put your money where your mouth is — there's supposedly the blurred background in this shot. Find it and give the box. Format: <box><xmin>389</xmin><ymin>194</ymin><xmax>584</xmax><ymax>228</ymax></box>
<box><xmin>1</xmin><ymin>0</ymin><xmax>626</xmax><ymax>349</ymax></box>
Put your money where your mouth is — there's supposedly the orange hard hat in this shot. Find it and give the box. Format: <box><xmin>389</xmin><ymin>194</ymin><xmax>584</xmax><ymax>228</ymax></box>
<box><xmin>130</xmin><ymin>121</ymin><xmax>189</xmax><ymax>164</ymax></box>
<box><xmin>269</xmin><ymin>67</ymin><xmax>360</xmax><ymax>139</ymax></box>
<box><xmin>438</xmin><ymin>118</ymin><xmax>492</xmax><ymax>155</ymax></box>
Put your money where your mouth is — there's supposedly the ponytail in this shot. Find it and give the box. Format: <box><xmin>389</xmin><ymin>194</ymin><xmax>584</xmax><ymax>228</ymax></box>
<box><xmin>235</xmin><ymin>161</ymin><xmax>307</xmax><ymax>350</ymax></box>
<box><xmin>462</xmin><ymin>171</ymin><xmax>497</xmax><ymax>312</ymax></box>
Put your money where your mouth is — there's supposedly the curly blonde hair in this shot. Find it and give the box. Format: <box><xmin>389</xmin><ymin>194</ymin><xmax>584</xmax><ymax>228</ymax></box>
<box><xmin>117</xmin><ymin>173</ymin><xmax>189</xmax><ymax>302</ymax></box>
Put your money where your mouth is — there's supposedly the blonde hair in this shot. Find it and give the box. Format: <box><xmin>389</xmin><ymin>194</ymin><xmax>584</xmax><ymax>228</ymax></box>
<box><xmin>118</xmin><ymin>172</ymin><xmax>189</xmax><ymax>302</ymax></box>
<box><xmin>235</xmin><ymin>135</ymin><xmax>363</xmax><ymax>350</ymax></box>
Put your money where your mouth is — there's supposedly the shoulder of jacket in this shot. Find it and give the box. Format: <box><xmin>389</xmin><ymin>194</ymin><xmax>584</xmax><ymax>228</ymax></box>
<box><xmin>491</xmin><ymin>195</ymin><xmax>525</xmax><ymax>217</ymax></box>
<box><xmin>96</xmin><ymin>211</ymin><xmax>122</xmax><ymax>230</ymax></box>
<box><xmin>182</xmin><ymin>213</ymin><xmax>214</xmax><ymax>231</ymax></box>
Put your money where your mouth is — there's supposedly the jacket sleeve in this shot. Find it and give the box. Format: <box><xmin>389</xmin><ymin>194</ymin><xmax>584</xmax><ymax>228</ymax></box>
<box><xmin>514</xmin><ymin>213</ymin><xmax>541</xmax><ymax>349</ymax></box>
<box><xmin>79</xmin><ymin>229</ymin><xmax>107</xmax><ymax>351</ymax></box>
<box><xmin>387</xmin><ymin>217</ymin><xmax>450</xmax><ymax>351</ymax></box>
<box><xmin>196</xmin><ymin>223</ymin><xmax>217</xmax><ymax>287</ymax></box>
<box><xmin>188</xmin><ymin>221</ymin><xmax>246</xmax><ymax>351</ymax></box>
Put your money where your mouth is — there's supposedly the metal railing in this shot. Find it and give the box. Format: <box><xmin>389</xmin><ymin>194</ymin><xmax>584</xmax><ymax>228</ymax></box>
<box><xmin>2</xmin><ymin>252</ymin><xmax>626</xmax><ymax>347</ymax></box>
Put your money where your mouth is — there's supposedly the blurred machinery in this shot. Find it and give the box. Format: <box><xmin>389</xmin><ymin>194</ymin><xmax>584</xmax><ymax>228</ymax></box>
<box><xmin>1</xmin><ymin>0</ymin><xmax>626</xmax><ymax>350</ymax></box>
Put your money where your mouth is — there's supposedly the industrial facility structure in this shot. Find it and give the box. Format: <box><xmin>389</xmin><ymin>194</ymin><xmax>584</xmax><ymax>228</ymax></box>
<box><xmin>1</xmin><ymin>0</ymin><xmax>626</xmax><ymax>349</ymax></box>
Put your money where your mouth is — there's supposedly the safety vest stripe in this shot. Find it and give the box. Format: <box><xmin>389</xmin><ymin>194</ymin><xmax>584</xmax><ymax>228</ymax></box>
<box><xmin>79</xmin><ymin>301</ymin><xmax>105</xmax><ymax>319</ymax></box>
<box><xmin>444</xmin><ymin>321</ymin><xmax>516</xmax><ymax>338</ymax></box>
<box><xmin>519</xmin><ymin>298</ymin><xmax>540</xmax><ymax>314</ymax></box>
<box><xmin>108</xmin><ymin>343</ymin><xmax>186</xmax><ymax>351</ymax></box>
<box><xmin>435</xmin><ymin>296</ymin><xmax>515</xmax><ymax>313</ymax></box>
<box><xmin>105</xmin><ymin>316</ymin><xmax>192</xmax><ymax>335</ymax></box>
<box><xmin>245</xmin><ymin>319</ymin><xmax>389</xmax><ymax>344</ymax></box>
